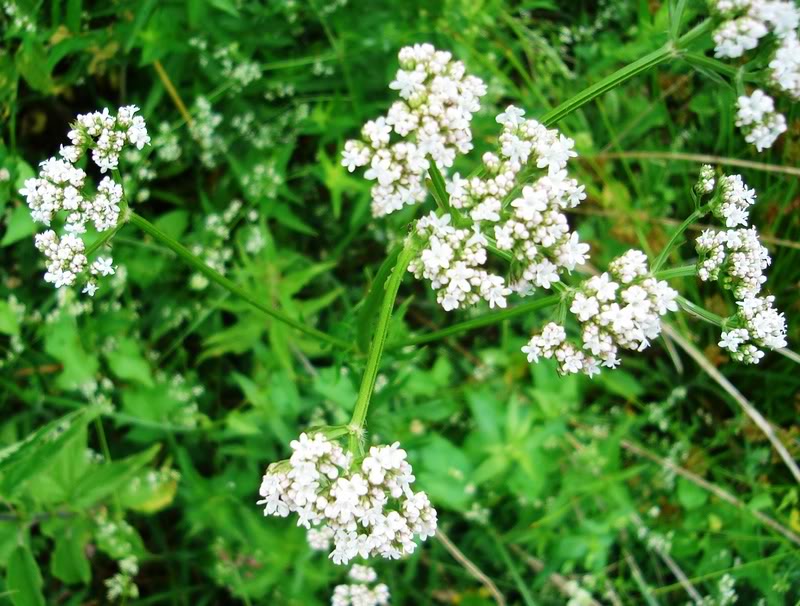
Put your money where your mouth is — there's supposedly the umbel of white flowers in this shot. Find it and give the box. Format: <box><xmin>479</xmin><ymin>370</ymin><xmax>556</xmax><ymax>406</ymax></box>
<box><xmin>522</xmin><ymin>251</ymin><xmax>679</xmax><ymax>377</ymax></box>
<box><xmin>257</xmin><ymin>433</ymin><xmax>437</xmax><ymax>566</ymax></box>
<box><xmin>19</xmin><ymin>106</ymin><xmax>150</xmax><ymax>296</ymax></box>
<box><xmin>341</xmin><ymin>43</ymin><xmax>487</xmax><ymax>217</ymax></box>
<box><xmin>695</xmin><ymin>167</ymin><xmax>787</xmax><ymax>363</ymax></box>
<box><xmin>708</xmin><ymin>0</ymin><xmax>800</xmax><ymax>150</ymax></box>
<box><xmin>344</xmin><ymin>44</ymin><xmax>590</xmax><ymax>313</ymax></box>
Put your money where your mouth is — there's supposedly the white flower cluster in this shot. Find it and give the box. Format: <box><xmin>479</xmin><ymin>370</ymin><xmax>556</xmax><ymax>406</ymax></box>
<box><xmin>19</xmin><ymin>107</ymin><xmax>148</xmax><ymax>295</ymax></box>
<box><xmin>522</xmin><ymin>250</ymin><xmax>678</xmax><ymax>376</ymax></box>
<box><xmin>331</xmin><ymin>565</ymin><xmax>390</xmax><ymax>606</ymax></box>
<box><xmin>341</xmin><ymin>43</ymin><xmax>487</xmax><ymax>217</ymax></box>
<box><xmin>735</xmin><ymin>90</ymin><xmax>787</xmax><ymax>151</ymax></box>
<box><xmin>770</xmin><ymin>33</ymin><xmax>800</xmax><ymax>99</ymax></box>
<box><xmin>257</xmin><ymin>433</ymin><xmax>437</xmax><ymax>566</ymax></box>
<box><xmin>409</xmin><ymin>213</ymin><xmax>511</xmax><ymax>311</ymax></box>
<box><xmin>407</xmin><ymin>104</ymin><xmax>589</xmax><ymax>312</ymax></box>
<box><xmin>345</xmin><ymin>46</ymin><xmax>591</xmax><ymax>314</ymax></box>
<box><xmin>713</xmin><ymin>173</ymin><xmax>757</xmax><ymax>228</ymax></box>
<box><xmin>695</xmin><ymin>171</ymin><xmax>787</xmax><ymax>362</ymax></box>
<box><xmin>62</xmin><ymin>106</ymin><xmax>150</xmax><ymax>172</ymax></box>
<box><xmin>696</xmin><ymin>227</ymin><xmax>769</xmax><ymax>295</ymax></box>
<box><xmin>710</xmin><ymin>0</ymin><xmax>798</xmax><ymax>58</ymax></box>
<box><xmin>708</xmin><ymin>0</ymin><xmax>799</xmax><ymax>149</ymax></box>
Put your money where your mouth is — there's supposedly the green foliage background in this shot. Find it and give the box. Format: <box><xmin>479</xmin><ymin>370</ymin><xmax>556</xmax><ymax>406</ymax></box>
<box><xmin>1</xmin><ymin>0</ymin><xmax>799</xmax><ymax>604</ymax></box>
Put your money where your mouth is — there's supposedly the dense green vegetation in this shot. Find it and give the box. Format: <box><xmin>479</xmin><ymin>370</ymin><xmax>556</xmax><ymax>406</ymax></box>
<box><xmin>1</xmin><ymin>1</ymin><xmax>798</xmax><ymax>604</ymax></box>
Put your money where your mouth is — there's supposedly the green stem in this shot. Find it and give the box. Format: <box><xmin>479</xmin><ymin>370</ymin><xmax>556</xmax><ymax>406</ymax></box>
<box><xmin>127</xmin><ymin>211</ymin><xmax>349</xmax><ymax>349</ymax></box>
<box><xmin>86</xmin><ymin>201</ymin><xmax>129</xmax><ymax>256</ymax></box>
<box><xmin>540</xmin><ymin>18</ymin><xmax>711</xmax><ymax>127</ymax></box>
<box><xmin>388</xmin><ymin>293</ymin><xmax>562</xmax><ymax>349</ymax></box>
<box><xmin>655</xmin><ymin>264</ymin><xmax>697</xmax><ymax>280</ymax></box>
<box><xmin>348</xmin><ymin>238</ymin><xmax>419</xmax><ymax>448</ymax></box>
<box><xmin>652</xmin><ymin>206</ymin><xmax>708</xmax><ymax>272</ymax></box>
<box><xmin>676</xmin><ymin>295</ymin><xmax>725</xmax><ymax>327</ymax></box>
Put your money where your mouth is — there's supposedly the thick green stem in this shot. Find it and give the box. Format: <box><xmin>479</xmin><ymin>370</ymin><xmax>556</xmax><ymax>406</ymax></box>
<box><xmin>128</xmin><ymin>211</ymin><xmax>349</xmax><ymax>349</ymax></box>
<box><xmin>348</xmin><ymin>238</ymin><xmax>420</xmax><ymax>448</ymax></box>
<box><xmin>655</xmin><ymin>264</ymin><xmax>697</xmax><ymax>280</ymax></box>
<box><xmin>540</xmin><ymin>19</ymin><xmax>711</xmax><ymax>127</ymax></box>
<box><xmin>652</xmin><ymin>206</ymin><xmax>709</xmax><ymax>272</ymax></box>
<box><xmin>676</xmin><ymin>295</ymin><xmax>725</xmax><ymax>327</ymax></box>
<box><xmin>388</xmin><ymin>293</ymin><xmax>562</xmax><ymax>349</ymax></box>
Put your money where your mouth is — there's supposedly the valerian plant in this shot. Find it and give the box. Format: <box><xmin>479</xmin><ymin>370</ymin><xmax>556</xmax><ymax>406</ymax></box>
<box><xmin>2</xmin><ymin>0</ymin><xmax>799</xmax><ymax>604</ymax></box>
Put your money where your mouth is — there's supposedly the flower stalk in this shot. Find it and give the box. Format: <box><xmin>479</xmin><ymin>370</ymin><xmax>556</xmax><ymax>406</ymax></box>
<box><xmin>348</xmin><ymin>236</ymin><xmax>421</xmax><ymax>452</ymax></box>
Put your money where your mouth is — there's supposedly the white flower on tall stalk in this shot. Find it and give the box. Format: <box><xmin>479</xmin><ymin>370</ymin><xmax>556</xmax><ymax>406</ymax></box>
<box><xmin>258</xmin><ymin>433</ymin><xmax>436</xmax><ymax>566</ymax></box>
<box><xmin>20</xmin><ymin>106</ymin><xmax>150</xmax><ymax>296</ymax></box>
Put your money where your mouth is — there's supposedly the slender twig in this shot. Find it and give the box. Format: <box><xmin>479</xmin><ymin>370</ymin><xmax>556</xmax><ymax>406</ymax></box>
<box><xmin>540</xmin><ymin>20</ymin><xmax>711</xmax><ymax>126</ymax></box>
<box><xmin>388</xmin><ymin>294</ymin><xmax>561</xmax><ymax>349</ymax></box>
<box><xmin>652</xmin><ymin>206</ymin><xmax>708</xmax><ymax>272</ymax></box>
<box><xmin>623</xmin><ymin>546</ymin><xmax>660</xmax><ymax>606</ymax></box>
<box><xmin>152</xmin><ymin>60</ymin><xmax>193</xmax><ymax>127</ymax></box>
<box><xmin>593</xmin><ymin>151</ymin><xmax>800</xmax><ymax>177</ymax></box>
<box><xmin>437</xmin><ymin>530</ymin><xmax>506</xmax><ymax>606</ymax></box>
<box><xmin>510</xmin><ymin>545</ymin><xmax>602</xmax><ymax>606</ymax></box>
<box><xmin>621</xmin><ymin>438</ymin><xmax>800</xmax><ymax>546</ymax></box>
<box><xmin>777</xmin><ymin>348</ymin><xmax>800</xmax><ymax>365</ymax></box>
<box><xmin>663</xmin><ymin>324</ymin><xmax>800</xmax><ymax>485</ymax></box>
<box><xmin>630</xmin><ymin>513</ymin><xmax>703</xmax><ymax>605</ymax></box>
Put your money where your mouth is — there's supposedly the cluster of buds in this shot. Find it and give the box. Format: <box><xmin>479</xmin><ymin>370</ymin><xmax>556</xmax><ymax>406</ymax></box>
<box><xmin>522</xmin><ymin>251</ymin><xmax>678</xmax><ymax>376</ymax></box>
<box><xmin>341</xmin><ymin>43</ymin><xmax>487</xmax><ymax>217</ymax></box>
<box><xmin>19</xmin><ymin>106</ymin><xmax>150</xmax><ymax>295</ymax></box>
<box><xmin>258</xmin><ymin>433</ymin><xmax>437</xmax><ymax>566</ymax></box>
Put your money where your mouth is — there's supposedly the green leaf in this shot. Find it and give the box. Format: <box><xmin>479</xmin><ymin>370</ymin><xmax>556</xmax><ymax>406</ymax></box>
<box><xmin>71</xmin><ymin>444</ymin><xmax>161</xmax><ymax>508</ymax></box>
<box><xmin>106</xmin><ymin>337</ymin><xmax>154</xmax><ymax>387</ymax></box>
<box><xmin>357</xmin><ymin>244</ymin><xmax>400</xmax><ymax>353</ymax></box>
<box><xmin>425</xmin><ymin>159</ymin><xmax>450</xmax><ymax>213</ymax></box>
<box><xmin>6</xmin><ymin>545</ymin><xmax>45</xmax><ymax>606</ymax></box>
<box><xmin>677</xmin><ymin>477</ymin><xmax>708</xmax><ymax>510</ymax></box>
<box><xmin>0</xmin><ymin>299</ymin><xmax>20</xmax><ymax>335</ymax></box>
<box><xmin>15</xmin><ymin>39</ymin><xmax>55</xmax><ymax>94</ymax></box>
<box><xmin>0</xmin><ymin>408</ymin><xmax>97</xmax><ymax>499</ymax></box>
<box><xmin>1</xmin><ymin>205</ymin><xmax>36</xmax><ymax>247</ymax></box>
<box><xmin>44</xmin><ymin>314</ymin><xmax>99</xmax><ymax>389</ymax></box>
<box><xmin>51</xmin><ymin>529</ymin><xmax>91</xmax><ymax>585</ymax></box>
